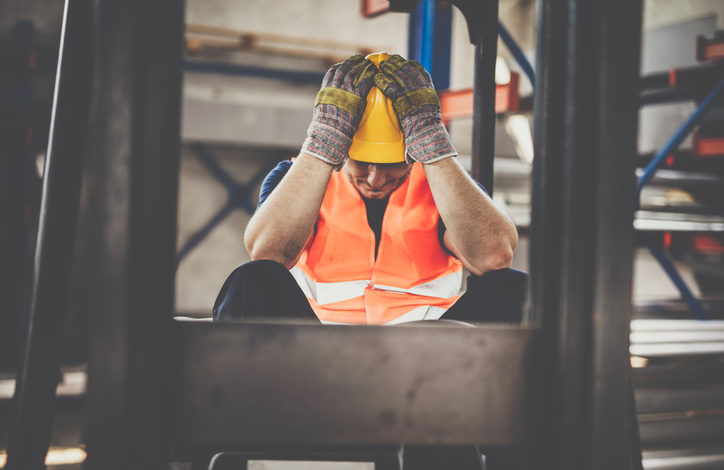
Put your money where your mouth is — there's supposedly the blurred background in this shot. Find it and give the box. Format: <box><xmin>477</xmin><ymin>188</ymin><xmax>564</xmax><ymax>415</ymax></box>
<box><xmin>1</xmin><ymin>0</ymin><xmax>724</xmax><ymax>468</ymax></box>
<box><xmin>2</xmin><ymin>0</ymin><xmax>723</xmax><ymax>317</ymax></box>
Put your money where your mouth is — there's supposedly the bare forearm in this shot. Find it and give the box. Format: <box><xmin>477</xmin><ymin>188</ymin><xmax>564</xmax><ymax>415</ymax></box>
<box><xmin>244</xmin><ymin>152</ymin><xmax>334</xmax><ymax>267</ymax></box>
<box><xmin>424</xmin><ymin>158</ymin><xmax>518</xmax><ymax>275</ymax></box>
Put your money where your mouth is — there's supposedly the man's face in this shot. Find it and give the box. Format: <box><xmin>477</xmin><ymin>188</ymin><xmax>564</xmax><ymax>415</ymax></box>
<box><xmin>343</xmin><ymin>159</ymin><xmax>413</xmax><ymax>199</ymax></box>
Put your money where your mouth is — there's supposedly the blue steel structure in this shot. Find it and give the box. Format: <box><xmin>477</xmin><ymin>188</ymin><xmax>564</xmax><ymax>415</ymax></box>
<box><xmin>637</xmin><ymin>78</ymin><xmax>724</xmax><ymax>192</ymax></box>
<box><xmin>408</xmin><ymin>0</ymin><xmax>452</xmax><ymax>90</ymax></box>
<box><xmin>648</xmin><ymin>245</ymin><xmax>707</xmax><ymax>319</ymax></box>
<box><xmin>637</xmin><ymin>77</ymin><xmax>724</xmax><ymax>319</ymax></box>
<box><xmin>407</xmin><ymin>1</ymin><xmax>535</xmax><ymax>92</ymax></box>
<box><xmin>176</xmin><ymin>143</ymin><xmax>277</xmax><ymax>265</ymax></box>
<box><xmin>498</xmin><ymin>21</ymin><xmax>535</xmax><ymax>88</ymax></box>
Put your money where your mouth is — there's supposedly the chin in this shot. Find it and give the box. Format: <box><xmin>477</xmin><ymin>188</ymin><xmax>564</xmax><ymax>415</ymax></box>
<box><xmin>363</xmin><ymin>190</ymin><xmax>388</xmax><ymax>199</ymax></box>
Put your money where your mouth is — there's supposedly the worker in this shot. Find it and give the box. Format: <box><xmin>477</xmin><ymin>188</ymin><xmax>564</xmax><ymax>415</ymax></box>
<box><xmin>213</xmin><ymin>53</ymin><xmax>526</xmax><ymax>469</ymax></box>
<box><xmin>213</xmin><ymin>52</ymin><xmax>524</xmax><ymax>326</ymax></box>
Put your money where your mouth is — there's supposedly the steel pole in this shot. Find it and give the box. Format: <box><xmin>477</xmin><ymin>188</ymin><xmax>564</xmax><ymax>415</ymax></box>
<box><xmin>591</xmin><ymin>2</ymin><xmax>643</xmax><ymax>467</ymax></box>
<box><xmin>470</xmin><ymin>0</ymin><xmax>499</xmax><ymax>193</ymax></box>
<box><xmin>529</xmin><ymin>0</ymin><xmax>643</xmax><ymax>468</ymax></box>
<box><xmin>79</xmin><ymin>0</ymin><xmax>184</xmax><ymax>468</ymax></box>
<box><xmin>5</xmin><ymin>0</ymin><xmax>93</xmax><ymax>468</ymax></box>
<box><xmin>529</xmin><ymin>0</ymin><xmax>568</xmax><ymax>465</ymax></box>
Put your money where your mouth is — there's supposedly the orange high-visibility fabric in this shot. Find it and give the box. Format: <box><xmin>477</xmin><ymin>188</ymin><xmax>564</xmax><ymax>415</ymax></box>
<box><xmin>293</xmin><ymin>162</ymin><xmax>463</xmax><ymax>324</ymax></box>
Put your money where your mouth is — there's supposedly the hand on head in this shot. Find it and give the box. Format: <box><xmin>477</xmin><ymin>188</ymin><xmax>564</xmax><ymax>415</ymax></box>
<box><xmin>373</xmin><ymin>54</ymin><xmax>456</xmax><ymax>164</ymax></box>
<box><xmin>302</xmin><ymin>54</ymin><xmax>456</xmax><ymax>169</ymax></box>
<box><xmin>301</xmin><ymin>55</ymin><xmax>377</xmax><ymax>168</ymax></box>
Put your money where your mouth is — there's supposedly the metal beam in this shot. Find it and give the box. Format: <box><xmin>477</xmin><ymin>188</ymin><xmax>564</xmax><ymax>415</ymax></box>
<box><xmin>184</xmin><ymin>60</ymin><xmax>325</xmax><ymax>84</ymax></box>
<box><xmin>470</xmin><ymin>0</ymin><xmax>499</xmax><ymax>193</ymax></box>
<box><xmin>589</xmin><ymin>1</ymin><xmax>642</xmax><ymax>468</ymax></box>
<box><xmin>530</xmin><ymin>0</ymin><xmax>643</xmax><ymax>469</ymax></box>
<box><xmin>6</xmin><ymin>0</ymin><xmax>93</xmax><ymax>468</ymax></box>
<box><xmin>528</xmin><ymin>1</ymin><xmax>568</xmax><ymax>467</ymax></box>
<box><xmin>407</xmin><ymin>0</ymin><xmax>452</xmax><ymax>90</ymax></box>
<box><xmin>170</xmin><ymin>321</ymin><xmax>535</xmax><ymax>447</ymax></box>
<box><xmin>78</xmin><ymin>1</ymin><xmax>184</xmax><ymax>468</ymax></box>
<box><xmin>638</xmin><ymin>415</ymin><xmax>724</xmax><ymax>449</ymax></box>
<box><xmin>647</xmin><ymin>244</ymin><xmax>707</xmax><ymax>319</ymax></box>
<box><xmin>498</xmin><ymin>21</ymin><xmax>535</xmax><ymax>89</ymax></box>
<box><xmin>637</xmin><ymin>78</ymin><xmax>724</xmax><ymax>193</ymax></box>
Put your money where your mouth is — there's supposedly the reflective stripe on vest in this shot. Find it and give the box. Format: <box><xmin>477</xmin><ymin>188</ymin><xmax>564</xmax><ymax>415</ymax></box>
<box><xmin>293</xmin><ymin>162</ymin><xmax>464</xmax><ymax>325</ymax></box>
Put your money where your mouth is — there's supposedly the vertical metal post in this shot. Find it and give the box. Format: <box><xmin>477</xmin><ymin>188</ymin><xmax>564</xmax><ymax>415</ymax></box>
<box><xmin>529</xmin><ymin>0</ymin><xmax>567</xmax><ymax>325</ymax></box>
<box><xmin>431</xmin><ymin>4</ymin><xmax>452</xmax><ymax>91</ymax></box>
<box><xmin>589</xmin><ymin>2</ymin><xmax>643</xmax><ymax>467</ymax></box>
<box><xmin>407</xmin><ymin>0</ymin><xmax>452</xmax><ymax>90</ymax></box>
<box><xmin>530</xmin><ymin>0</ymin><xmax>643</xmax><ymax>469</ymax></box>
<box><xmin>470</xmin><ymin>0</ymin><xmax>499</xmax><ymax>193</ymax></box>
<box><xmin>6</xmin><ymin>0</ymin><xmax>93</xmax><ymax>468</ymax></box>
<box><xmin>528</xmin><ymin>0</ymin><xmax>568</xmax><ymax>466</ymax></box>
<box><xmin>0</xmin><ymin>20</ymin><xmax>39</xmax><ymax>372</ymax></box>
<box><xmin>78</xmin><ymin>0</ymin><xmax>184</xmax><ymax>468</ymax></box>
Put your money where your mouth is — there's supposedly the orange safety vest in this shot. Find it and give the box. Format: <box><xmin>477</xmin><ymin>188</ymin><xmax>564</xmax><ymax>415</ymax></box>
<box><xmin>290</xmin><ymin>162</ymin><xmax>464</xmax><ymax>325</ymax></box>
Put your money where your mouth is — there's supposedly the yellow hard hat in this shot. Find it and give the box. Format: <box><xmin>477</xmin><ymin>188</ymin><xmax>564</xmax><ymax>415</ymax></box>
<box><xmin>348</xmin><ymin>52</ymin><xmax>406</xmax><ymax>164</ymax></box>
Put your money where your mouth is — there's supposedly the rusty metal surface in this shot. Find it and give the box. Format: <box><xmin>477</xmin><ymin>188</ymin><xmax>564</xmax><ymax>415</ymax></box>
<box><xmin>170</xmin><ymin>321</ymin><xmax>535</xmax><ymax>447</ymax></box>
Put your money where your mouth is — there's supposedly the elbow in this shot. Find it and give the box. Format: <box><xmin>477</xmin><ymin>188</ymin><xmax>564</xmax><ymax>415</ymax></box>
<box><xmin>488</xmin><ymin>225</ymin><xmax>518</xmax><ymax>270</ymax></box>
<box><xmin>244</xmin><ymin>235</ymin><xmax>299</xmax><ymax>269</ymax></box>
<box><xmin>486</xmin><ymin>244</ymin><xmax>515</xmax><ymax>271</ymax></box>
<box><xmin>247</xmin><ymin>247</ymin><xmax>297</xmax><ymax>269</ymax></box>
<box><xmin>469</xmin><ymin>240</ymin><xmax>516</xmax><ymax>276</ymax></box>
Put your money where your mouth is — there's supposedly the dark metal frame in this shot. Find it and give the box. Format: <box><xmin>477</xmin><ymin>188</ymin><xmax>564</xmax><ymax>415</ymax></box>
<box><xmin>79</xmin><ymin>0</ymin><xmax>184</xmax><ymax>467</ymax></box>
<box><xmin>171</xmin><ymin>322</ymin><xmax>534</xmax><ymax>448</ymax></box>
<box><xmin>6</xmin><ymin>0</ymin><xmax>93</xmax><ymax>467</ymax></box>
<box><xmin>8</xmin><ymin>0</ymin><xmax>652</xmax><ymax>469</ymax></box>
<box><xmin>530</xmin><ymin>1</ymin><xmax>643</xmax><ymax>469</ymax></box>
<box><xmin>468</xmin><ymin>0</ymin><xmax>499</xmax><ymax>194</ymax></box>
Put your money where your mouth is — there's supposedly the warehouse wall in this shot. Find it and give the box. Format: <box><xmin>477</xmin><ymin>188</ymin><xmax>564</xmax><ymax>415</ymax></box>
<box><xmin>643</xmin><ymin>0</ymin><xmax>724</xmax><ymax>29</ymax></box>
<box><xmin>185</xmin><ymin>0</ymin><xmax>408</xmax><ymax>53</ymax></box>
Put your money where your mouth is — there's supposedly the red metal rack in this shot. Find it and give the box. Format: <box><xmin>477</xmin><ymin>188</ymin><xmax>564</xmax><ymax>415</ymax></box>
<box><xmin>697</xmin><ymin>32</ymin><xmax>724</xmax><ymax>63</ymax></box>
<box><xmin>439</xmin><ymin>71</ymin><xmax>522</xmax><ymax>123</ymax></box>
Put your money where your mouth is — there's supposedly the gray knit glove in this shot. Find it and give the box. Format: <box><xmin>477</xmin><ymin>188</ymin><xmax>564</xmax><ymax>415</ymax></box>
<box><xmin>374</xmin><ymin>55</ymin><xmax>457</xmax><ymax>164</ymax></box>
<box><xmin>302</xmin><ymin>55</ymin><xmax>377</xmax><ymax>168</ymax></box>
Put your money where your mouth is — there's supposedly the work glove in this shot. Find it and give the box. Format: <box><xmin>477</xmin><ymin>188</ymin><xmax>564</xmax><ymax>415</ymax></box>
<box><xmin>302</xmin><ymin>55</ymin><xmax>377</xmax><ymax>168</ymax></box>
<box><xmin>374</xmin><ymin>55</ymin><xmax>457</xmax><ymax>164</ymax></box>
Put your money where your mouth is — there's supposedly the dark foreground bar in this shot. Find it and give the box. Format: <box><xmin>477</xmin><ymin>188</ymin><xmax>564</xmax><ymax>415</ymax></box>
<box><xmin>170</xmin><ymin>321</ymin><xmax>535</xmax><ymax>447</ymax></box>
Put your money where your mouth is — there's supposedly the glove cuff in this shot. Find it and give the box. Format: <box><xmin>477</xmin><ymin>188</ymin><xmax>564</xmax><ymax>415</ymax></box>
<box><xmin>402</xmin><ymin>115</ymin><xmax>457</xmax><ymax>163</ymax></box>
<box><xmin>302</xmin><ymin>109</ymin><xmax>354</xmax><ymax>168</ymax></box>
<box><xmin>315</xmin><ymin>88</ymin><xmax>366</xmax><ymax>120</ymax></box>
<box><xmin>392</xmin><ymin>88</ymin><xmax>441</xmax><ymax>119</ymax></box>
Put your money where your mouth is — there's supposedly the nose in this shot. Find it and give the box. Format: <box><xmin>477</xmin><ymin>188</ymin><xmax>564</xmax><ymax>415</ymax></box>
<box><xmin>366</xmin><ymin>165</ymin><xmax>386</xmax><ymax>189</ymax></box>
